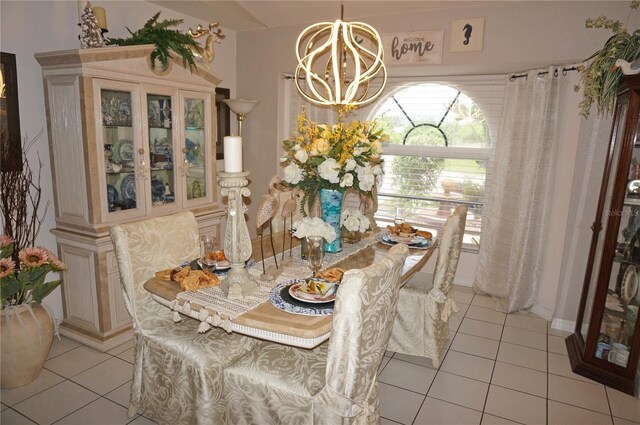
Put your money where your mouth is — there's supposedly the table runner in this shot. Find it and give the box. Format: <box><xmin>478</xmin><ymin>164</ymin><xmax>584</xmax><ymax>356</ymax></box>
<box><xmin>171</xmin><ymin>235</ymin><xmax>378</xmax><ymax>333</ymax></box>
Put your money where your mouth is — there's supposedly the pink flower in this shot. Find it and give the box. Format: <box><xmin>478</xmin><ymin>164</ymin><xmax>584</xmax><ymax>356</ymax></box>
<box><xmin>0</xmin><ymin>235</ymin><xmax>14</xmax><ymax>249</ymax></box>
<box><xmin>19</xmin><ymin>247</ymin><xmax>48</xmax><ymax>268</ymax></box>
<box><xmin>0</xmin><ymin>258</ymin><xmax>15</xmax><ymax>278</ymax></box>
<box><xmin>50</xmin><ymin>257</ymin><xmax>66</xmax><ymax>271</ymax></box>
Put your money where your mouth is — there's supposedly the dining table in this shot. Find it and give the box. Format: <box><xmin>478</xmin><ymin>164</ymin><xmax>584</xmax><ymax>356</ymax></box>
<box><xmin>144</xmin><ymin>231</ymin><xmax>436</xmax><ymax>349</ymax></box>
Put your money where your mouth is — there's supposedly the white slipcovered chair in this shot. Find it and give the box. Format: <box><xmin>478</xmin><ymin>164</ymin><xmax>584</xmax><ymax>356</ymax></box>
<box><xmin>222</xmin><ymin>243</ymin><xmax>409</xmax><ymax>425</ymax></box>
<box><xmin>109</xmin><ymin>211</ymin><xmax>258</xmax><ymax>425</ymax></box>
<box><xmin>388</xmin><ymin>204</ymin><xmax>468</xmax><ymax>367</ymax></box>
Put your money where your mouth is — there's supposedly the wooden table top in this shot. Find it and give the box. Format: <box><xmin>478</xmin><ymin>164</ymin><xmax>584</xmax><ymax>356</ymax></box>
<box><xmin>144</xmin><ymin>233</ymin><xmax>436</xmax><ymax>346</ymax></box>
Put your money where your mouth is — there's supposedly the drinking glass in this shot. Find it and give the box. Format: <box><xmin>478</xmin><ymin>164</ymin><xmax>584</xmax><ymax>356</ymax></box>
<box><xmin>394</xmin><ymin>207</ymin><xmax>406</xmax><ymax>226</ymax></box>
<box><xmin>306</xmin><ymin>236</ymin><xmax>325</xmax><ymax>277</ymax></box>
<box><xmin>200</xmin><ymin>235</ymin><xmax>216</xmax><ymax>267</ymax></box>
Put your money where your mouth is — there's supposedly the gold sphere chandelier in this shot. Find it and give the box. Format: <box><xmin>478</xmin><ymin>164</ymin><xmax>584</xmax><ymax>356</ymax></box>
<box><xmin>294</xmin><ymin>9</ymin><xmax>387</xmax><ymax>108</ymax></box>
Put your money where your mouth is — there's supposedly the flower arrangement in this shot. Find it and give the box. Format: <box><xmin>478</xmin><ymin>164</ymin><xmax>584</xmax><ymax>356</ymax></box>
<box><xmin>281</xmin><ymin>109</ymin><xmax>387</xmax><ymax>213</ymax></box>
<box><xmin>292</xmin><ymin>217</ymin><xmax>337</xmax><ymax>243</ymax></box>
<box><xmin>341</xmin><ymin>208</ymin><xmax>371</xmax><ymax>233</ymax></box>
<box><xmin>577</xmin><ymin>1</ymin><xmax>640</xmax><ymax>117</ymax></box>
<box><xmin>1</xmin><ymin>236</ymin><xmax>66</xmax><ymax>308</ymax></box>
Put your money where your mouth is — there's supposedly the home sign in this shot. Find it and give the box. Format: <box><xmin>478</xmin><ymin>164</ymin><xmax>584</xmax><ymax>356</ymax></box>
<box><xmin>382</xmin><ymin>30</ymin><xmax>444</xmax><ymax>65</ymax></box>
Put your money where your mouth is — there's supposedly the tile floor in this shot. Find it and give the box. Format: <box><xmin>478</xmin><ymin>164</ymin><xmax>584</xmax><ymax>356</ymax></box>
<box><xmin>2</xmin><ymin>285</ymin><xmax>640</xmax><ymax>424</ymax></box>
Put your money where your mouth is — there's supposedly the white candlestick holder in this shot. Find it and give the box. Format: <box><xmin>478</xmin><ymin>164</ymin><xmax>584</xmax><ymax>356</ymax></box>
<box><xmin>218</xmin><ymin>171</ymin><xmax>259</xmax><ymax>298</ymax></box>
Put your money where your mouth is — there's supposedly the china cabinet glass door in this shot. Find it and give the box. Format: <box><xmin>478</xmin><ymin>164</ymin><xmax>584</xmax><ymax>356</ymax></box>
<box><xmin>181</xmin><ymin>92</ymin><xmax>212</xmax><ymax>206</ymax></box>
<box><xmin>146</xmin><ymin>92</ymin><xmax>177</xmax><ymax>210</ymax></box>
<box><xmin>99</xmin><ymin>85</ymin><xmax>144</xmax><ymax>219</ymax></box>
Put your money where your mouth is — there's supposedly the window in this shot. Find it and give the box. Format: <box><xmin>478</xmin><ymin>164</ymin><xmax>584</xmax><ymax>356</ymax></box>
<box><xmin>368</xmin><ymin>79</ymin><xmax>504</xmax><ymax>250</ymax></box>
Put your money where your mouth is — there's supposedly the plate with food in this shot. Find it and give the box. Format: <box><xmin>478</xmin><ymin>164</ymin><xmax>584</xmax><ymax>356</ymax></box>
<box><xmin>289</xmin><ymin>278</ymin><xmax>337</xmax><ymax>304</ymax></box>
<box><xmin>377</xmin><ymin>233</ymin><xmax>433</xmax><ymax>249</ymax></box>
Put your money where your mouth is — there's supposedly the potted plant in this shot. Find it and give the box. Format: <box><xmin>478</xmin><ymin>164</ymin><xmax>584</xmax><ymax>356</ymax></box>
<box><xmin>0</xmin><ymin>132</ymin><xmax>65</xmax><ymax>388</ymax></box>
<box><xmin>107</xmin><ymin>12</ymin><xmax>202</xmax><ymax>72</ymax></box>
<box><xmin>578</xmin><ymin>1</ymin><xmax>640</xmax><ymax>117</ymax></box>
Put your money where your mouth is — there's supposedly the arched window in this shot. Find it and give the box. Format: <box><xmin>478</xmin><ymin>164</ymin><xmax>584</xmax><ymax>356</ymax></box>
<box><xmin>369</xmin><ymin>81</ymin><xmax>501</xmax><ymax>249</ymax></box>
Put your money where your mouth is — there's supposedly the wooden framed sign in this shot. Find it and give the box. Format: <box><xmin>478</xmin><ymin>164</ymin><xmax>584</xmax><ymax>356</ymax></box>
<box><xmin>382</xmin><ymin>31</ymin><xmax>444</xmax><ymax>65</ymax></box>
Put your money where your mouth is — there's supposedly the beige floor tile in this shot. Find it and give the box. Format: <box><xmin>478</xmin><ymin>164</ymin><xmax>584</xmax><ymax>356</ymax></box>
<box><xmin>440</xmin><ymin>351</ymin><xmax>495</xmax><ymax>383</ymax></box>
<box><xmin>613</xmin><ymin>417</ymin><xmax>640</xmax><ymax>425</ymax></box>
<box><xmin>1</xmin><ymin>403</ymin><xmax>7</xmax><ymax>411</ymax></box>
<box><xmin>465</xmin><ymin>306</ymin><xmax>507</xmax><ymax>325</ymax></box>
<box><xmin>428</xmin><ymin>371</ymin><xmax>489</xmax><ymax>411</ymax></box>
<box><xmin>117</xmin><ymin>347</ymin><xmax>135</xmax><ymax>364</ymax></box>
<box><xmin>491</xmin><ymin>361</ymin><xmax>547</xmax><ymax>398</ymax></box>
<box><xmin>414</xmin><ymin>397</ymin><xmax>483</xmax><ymax>425</ymax></box>
<box><xmin>481</xmin><ymin>413</ymin><xmax>522</xmax><ymax>424</ymax></box>
<box><xmin>451</xmin><ymin>333</ymin><xmax>500</xmax><ymax>359</ymax></box>
<box><xmin>471</xmin><ymin>295</ymin><xmax>496</xmax><ymax>309</ymax></box>
<box><xmin>378</xmin><ymin>358</ymin><xmax>437</xmax><ymax>394</ymax></box>
<box><xmin>548</xmin><ymin>326</ymin><xmax>572</xmax><ymax>338</ymax></box>
<box><xmin>449</xmin><ymin>315</ymin><xmax>463</xmax><ymax>332</ymax></box>
<box><xmin>501</xmin><ymin>326</ymin><xmax>547</xmax><ymax>351</ymax></box>
<box><xmin>452</xmin><ymin>284</ymin><xmax>475</xmax><ymax>294</ymax></box>
<box><xmin>504</xmin><ymin>314</ymin><xmax>548</xmax><ymax>334</ymax></box>
<box><xmin>0</xmin><ymin>408</ymin><xmax>37</xmax><ymax>424</ymax></box>
<box><xmin>381</xmin><ymin>418</ymin><xmax>403</xmax><ymax>425</ymax></box>
<box><xmin>548</xmin><ymin>400</ymin><xmax>613</xmax><ymax>425</ymax></box>
<box><xmin>105</xmin><ymin>380</ymin><xmax>132</xmax><ymax>409</ymax></box>
<box><xmin>1</xmin><ymin>369</ymin><xmax>65</xmax><ymax>406</ymax></box>
<box><xmin>44</xmin><ymin>345</ymin><xmax>111</xmax><ymax>378</ymax></box>
<box><xmin>385</xmin><ymin>350</ymin><xmax>393</xmax><ymax>357</ymax></box>
<box><xmin>378</xmin><ymin>382</ymin><xmax>425</xmax><ymax>425</ymax></box>
<box><xmin>548</xmin><ymin>374</ymin><xmax>609</xmax><ymax>414</ymax></box>
<box><xmin>129</xmin><ymin>414</ymin><xmax>159</xmax><ymax>424</ymax></box>
<box><xmin>71</xmin><ymin>357</ymin><xmax>133</xmax><ymax>395</ymax></box>
<box><xmin>451</xmin><ymin>290</ymin><xmax>475</xmax><ymax>305</ymax></box>
<box><xmin>548</xmin><ymin>335</ymin><xmax>568</xmax><ymax>355</ymax></box>
<box><xmin>379</xmin><ymin>356</ymin><xmax>391</xmax><ymax>372</ymax></box>
<box><xmin>458</xmin><ymin>318</ymin><xmax>503</xmax><ymax>341</ymax></box>
<box><xmin>607</xmin><ymin>387</ymin><xmax>640</xmax><ymax>422</ymax></box>
<box><xmin>454</xmin><ymin>303</ymin><xmax>470</xmax><ymax>318</ymax></box>
<box><xmin>484</xmin><ymin>385</ymin><xmax>546</xmax><ymax>425</ymax></box>
<box><xmin>47</xmin><ymin>336</ymin><xmax>81</xmax><ymax>360</ymax></box>
<box><xmin>497</xmin><ymin>342</ymin><xmax>547</xmax><ymax>372</ymax></box>
<box><xmin>107</xmin><ymin>339</ymin><xmax>134</xmax><ymax>356</ymax></box>
<box><xmin>56</xmin><ymin>397</ymin><xmax>130</xmax><ymax>424</ymax></box>
<box><xmin>393</xmin><ymin>352</ymin><xmax>437</xmax><ymax>369</ymax></box>
<box><xmin>12</xmin><ymin>380</ymin><xmax>99</xmax><ymax>425</ymax></box>
<box><xmin>547</xmin><ymin>352</ymin><xmax>594</xmax><ymax>383</ymax></box>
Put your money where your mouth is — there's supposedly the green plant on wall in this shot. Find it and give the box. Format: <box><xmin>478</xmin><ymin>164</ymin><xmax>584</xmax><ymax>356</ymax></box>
<box><xmin>108</xmin><ymin>12</ymin><xmax>201</xmax><ymax>72</ymax></box>
<box><xmin>578</xmin><ymin>1</ymin><xmax>640</xmax><ymax>117</ymax></box>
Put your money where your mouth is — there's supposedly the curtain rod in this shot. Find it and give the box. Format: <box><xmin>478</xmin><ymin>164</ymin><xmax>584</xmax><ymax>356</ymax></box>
<box><xmin>509</xmin><ymin>66</ymin><xmax>579</xmax><ymax>81</ymax></box>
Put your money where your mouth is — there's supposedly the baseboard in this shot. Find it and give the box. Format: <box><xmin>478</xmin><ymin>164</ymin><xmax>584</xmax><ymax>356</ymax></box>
<box><xmin>453</xmin><ymin>277</ymin><xmax>474</xmax><ymax>288</ymax></box>
<box><xmin>531</xmin><ymin>303</ymin><xmax>554</xmax><ymax>321</ymax></box>
<box><xmin>550</xmin><ymin>317</ymin><xmax>575</xmax><ymax>333</ymax></box>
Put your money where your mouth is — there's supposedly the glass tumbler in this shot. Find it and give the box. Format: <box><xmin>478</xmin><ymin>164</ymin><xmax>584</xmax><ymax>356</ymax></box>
<box><xmin>200</xmin><ymin>235</ymin><xmax>216</xmax><ymax>267</ymax></box>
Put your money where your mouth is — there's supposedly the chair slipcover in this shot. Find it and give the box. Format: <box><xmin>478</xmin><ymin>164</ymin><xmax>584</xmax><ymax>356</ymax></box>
<box><xmin>110</xmin><ymin>211</ymin><xmax>257</xmax><ymax>425</ymax></box>
<box><xmin>222</xmin><ymin>243</ymin><xmax>409</xmax><ymax>425</ymax></box>
<box><xmin>388</xmin><ymin>204</ymin><xmax>468</xmax><ymax>367</ymax></box>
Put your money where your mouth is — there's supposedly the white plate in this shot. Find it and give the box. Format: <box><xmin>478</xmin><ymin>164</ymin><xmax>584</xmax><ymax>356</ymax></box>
<box><xmin>622</xmin><ymin>265</ymin><xmax>639</xmax><ymax>304</ymax></box>
<box><xmin>289</xmin><ymin>279</ymin><xmax>336</xmax><ymax>304</ymax></box>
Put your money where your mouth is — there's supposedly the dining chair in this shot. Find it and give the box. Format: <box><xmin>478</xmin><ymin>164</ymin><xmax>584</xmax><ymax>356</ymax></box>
<box><xmin>110</xmin><ymin>211</ymin><xmax>258</xmax><ymax>425</ymax></box>
<box><xmin>388</xmin><ymin>204</ymin><xmax>468</xmax><ymax>367</ymax></box>
<box><xmin>222</xmin><ymin>243</ymin><xmax>409</xmax><ymax>425</ymax></box>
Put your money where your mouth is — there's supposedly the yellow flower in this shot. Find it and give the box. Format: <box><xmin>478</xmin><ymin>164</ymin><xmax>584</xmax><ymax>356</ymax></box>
<box><xmin>316</xmin><ymin>138</ymin><xmax>331</xmax><ymax>155</ymax></box>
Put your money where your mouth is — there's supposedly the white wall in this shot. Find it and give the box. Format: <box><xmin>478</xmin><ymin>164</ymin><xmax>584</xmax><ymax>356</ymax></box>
<box><xmin>235</xmin><ymin>1</ymin><xmax>638</xmax><ymax>321</ymax></box>
<box><xmin>0</xmin><ymin>1</ymin><xmax>237</xmax><ymax>323</ymax></box>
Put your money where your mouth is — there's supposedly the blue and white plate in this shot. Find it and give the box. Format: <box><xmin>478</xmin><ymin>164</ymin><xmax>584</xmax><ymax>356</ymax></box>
<box><xmin>269</xmin><ymin>280</ymin><xmax>335</xmax><ymax>316</ymax></box>
<box><xmin>376</xmin><ymin>233</ymin><xmax>433</xmax><ymax>250</ymax></box>
<box><xmin>115</xmin><ymin>139</ymin><xmax>134</xmax><ymax>162</ymax></box>
<box><xmin>120</xmin><ymin>174</ymin><xmax>136</xmax><ymax>201</ymax></box>
<box><xmin>151</xmin><ymin>177</ymin><xmax>165</xmax><ymax>199</ymax></box>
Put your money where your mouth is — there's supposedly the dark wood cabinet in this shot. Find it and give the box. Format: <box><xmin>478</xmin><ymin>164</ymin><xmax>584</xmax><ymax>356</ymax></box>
<box><xmin>567</xmin><ymin>75</ymin><xmax>640</xmax><ymax>396</ymax></box>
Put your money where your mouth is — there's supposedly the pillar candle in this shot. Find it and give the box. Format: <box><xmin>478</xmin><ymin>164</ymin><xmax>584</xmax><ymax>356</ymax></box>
<box><xmin>93</xmin><ymin>6</ymin><xmax>107</xmax><ymax>30</ymax></box>
<box><xmin>224</xmin><ymin>136</ymin><xmax>243</xmax><ymax>172</ymax></box>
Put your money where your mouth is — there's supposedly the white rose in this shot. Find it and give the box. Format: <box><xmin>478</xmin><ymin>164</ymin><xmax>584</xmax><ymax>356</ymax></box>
<box><xmin>353</xmin><ymin>146</ymin><xmax>368</xmax><ymax>157</ymax></box>
<box><xmin>357</xmin><ymin>165</ymin><xmax>375</xmax><ymax>192</ymax></box>
<box><xmin>343</xmin><ymin>215</ymin><xmax>360</xmax><ymax>232</ymax></box>
<box><xmin>283</xmin><ymin>163</ymin><xmax>303</xmax><ymax>184</ymax></box>
<box><xmin>358</xmin><ymin>216</ymin><xmax>370</xmax><ymax>232</ymax></box>
<box><xmin>344</xmin><ymin>158</ymin><xmax>356</xmax><ymax>171</ymax></box>
<box><xmin>371</xmin><ymin>164</ymin><xmax>383</xmax><ymax>175</ymax></box>
<box><xmin>318</xmin><ymin>158</ymin><xmax>340</xmax><ymax>184</ymax></box>
<box><xmin>280</xmin><ymin>155</ymin><xmax>289</xmax><ymax>163</ymax></box>
<box><xmin>294</xmin><ymin>149</ymin><xmax>308</xmax><ymax>163</ymax></box>
<box><xmin>340</xmin><ymin>173</ymin><xmax>354</xmax><ymax>188</ymax></box>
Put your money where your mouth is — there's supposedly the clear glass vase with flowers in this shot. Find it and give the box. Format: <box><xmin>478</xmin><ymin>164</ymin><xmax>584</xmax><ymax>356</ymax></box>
<box><xmin>340</xmin><ymin>208</ymin><xmax>371</xmax><ymax>244</ymax></box>
<box><xmin>292</xmin><ymin>217</ymin><xmax>337</xmax><ymax>264</ymax></box>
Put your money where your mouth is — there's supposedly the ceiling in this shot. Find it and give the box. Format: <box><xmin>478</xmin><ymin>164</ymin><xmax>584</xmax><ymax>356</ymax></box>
<box><xmin>149</xmin><ymin>1</ymin><xmax>486</xmax><ymax>31</ymax></box>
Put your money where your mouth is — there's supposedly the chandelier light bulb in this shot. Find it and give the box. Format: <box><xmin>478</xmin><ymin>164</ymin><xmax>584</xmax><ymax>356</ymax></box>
<box><xmin>295</xmin><ymin>18</ymin><xmax>387</xmax><ymax>108</ymax></box>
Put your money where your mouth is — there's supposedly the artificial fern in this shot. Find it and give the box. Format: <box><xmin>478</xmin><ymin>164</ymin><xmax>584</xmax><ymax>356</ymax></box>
<box><xmin>108</xmin><ymin>12</ymin><xmax>202</xmax><ymax>72</ymax></box>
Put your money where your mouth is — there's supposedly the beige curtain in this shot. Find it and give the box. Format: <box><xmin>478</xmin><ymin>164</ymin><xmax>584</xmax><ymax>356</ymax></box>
<box><xmin>474</xmin><ymin>67</ymin><xmax>561</xmax><ymax>312</ymax></box>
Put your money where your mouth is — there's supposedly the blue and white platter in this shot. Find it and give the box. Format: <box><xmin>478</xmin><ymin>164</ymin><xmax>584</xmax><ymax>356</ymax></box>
<box><xmin>120</xmin><ymin>174</ymin><xmax>136</xmax><ymax>201</ymax></box>
<box><xmin>376</xmin><ymin>233</ymin><xmax>433</xmax><ymax>250</ymax></box>
<box><xmin>269</xmin><ymin>279</ymin><xmax>335</xmax><ymax>316</ymax></box>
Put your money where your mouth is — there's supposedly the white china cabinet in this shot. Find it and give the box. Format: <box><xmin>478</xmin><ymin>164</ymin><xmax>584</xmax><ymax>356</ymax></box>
<box><xmin>36</xmin><ymin>45</ymin><xmax>225</xmax><ymax>350</ymax></box>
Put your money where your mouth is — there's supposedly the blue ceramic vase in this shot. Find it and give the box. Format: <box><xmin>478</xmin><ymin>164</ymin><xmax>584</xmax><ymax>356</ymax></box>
<box><xmin>319</xmin><ymin>189</ymin><xmax>344</xmax><ymax>253</ymax></box>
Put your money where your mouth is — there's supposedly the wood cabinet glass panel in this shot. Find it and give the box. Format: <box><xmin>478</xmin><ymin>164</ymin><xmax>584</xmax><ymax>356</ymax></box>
<box><xmin>184</xmin><ymin>97</ymin><xmax>206</xmax><ymax>200</ymax></box>
<box><xmin>147</xmin><ymin>93</ymin><xmax>176</xmax><ymax>207</ymax></box>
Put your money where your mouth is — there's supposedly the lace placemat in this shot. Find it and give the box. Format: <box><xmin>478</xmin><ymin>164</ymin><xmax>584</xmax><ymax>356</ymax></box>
<box><xmin>174</xmin><ymin>235</ymin><xmax>377</xmax><ymax>323</ymax></box>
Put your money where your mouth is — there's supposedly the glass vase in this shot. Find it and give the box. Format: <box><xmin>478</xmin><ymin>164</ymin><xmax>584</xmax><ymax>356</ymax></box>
<box><xmin>341</xmin><ymin>227</ymin><xmax>362</xmax><ymax>244</ymax></box>
<box><xmin>319</xmin><ymin>189</ymin><xmax>344</xmax><ymax>253</ymax></box>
